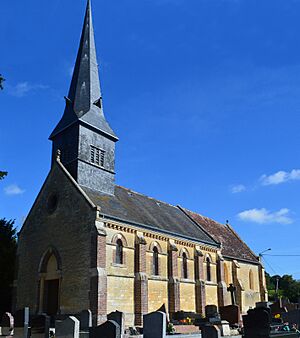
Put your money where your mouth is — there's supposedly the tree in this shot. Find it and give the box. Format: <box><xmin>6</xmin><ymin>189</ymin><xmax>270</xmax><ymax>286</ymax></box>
<box><xmin>266</xmin><ymin>272</ymin><xmax>300</xmax><ymax>303</ymax></box>
<box><xmin>0</xmin><ymin>171</ymin><xmax>8</xmax><ymax>180</ymax></box>
<box><xmin>0</xmin><ymin>74</ymin><xmax>5</xmax><ymax>90</ymax></box>
<box><xmin>0</xmin><ymin>219</ymin><xmax>17</xmax><ymax>316</ymax></box>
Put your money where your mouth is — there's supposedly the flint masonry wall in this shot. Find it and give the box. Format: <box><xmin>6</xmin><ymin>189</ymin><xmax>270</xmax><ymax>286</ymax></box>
<box><xmin>16</xmin><ymin>163</ymin><xmax>95</xmax><ymax>314</ymax></box>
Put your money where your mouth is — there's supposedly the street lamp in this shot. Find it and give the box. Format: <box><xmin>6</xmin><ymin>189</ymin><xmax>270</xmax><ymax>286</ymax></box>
<box><xmin>259</xmin><ymin>248</ymin><xmax>271</xmax><ymax>257</ymax></box>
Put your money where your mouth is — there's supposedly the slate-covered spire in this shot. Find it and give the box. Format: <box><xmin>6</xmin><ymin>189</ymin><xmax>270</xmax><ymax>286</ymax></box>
<box><xmin>50</xmin><ymin>0</ymin><xmax>117</xmax><ymax>140</ymax></box>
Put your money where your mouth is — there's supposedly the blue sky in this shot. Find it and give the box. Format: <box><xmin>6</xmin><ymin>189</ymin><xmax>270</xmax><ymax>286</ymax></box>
<box><xmin>1</xmin><ymin>0</ymin><xmax>300</xmax><ymax>279</ymax></box>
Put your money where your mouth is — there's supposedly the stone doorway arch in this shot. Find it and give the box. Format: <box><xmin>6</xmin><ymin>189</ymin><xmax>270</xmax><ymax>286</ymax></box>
<box><xmin>38</xmin><ymin>247</ymin><xmax>62</xmax><ymax>315</ymax></box>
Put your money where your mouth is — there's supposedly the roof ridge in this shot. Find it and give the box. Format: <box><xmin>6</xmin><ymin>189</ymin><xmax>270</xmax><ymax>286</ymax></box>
<box><xmin>181</xmin><ymin>206</ymin><xmax>227</xmax><ymax>228</ymax></box>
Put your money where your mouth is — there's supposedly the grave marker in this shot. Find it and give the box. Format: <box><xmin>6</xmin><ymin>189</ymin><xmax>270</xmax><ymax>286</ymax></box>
<box><xmin>143</xmin><ymin>311</ymin><xmax>166</xmax><ymax>338</ymax></box>
<box><xmin>0</xmin><ymin>312</ymin><xmax>14</xmax><ymax>336</ymax></box>
<box><xmin>24</xmin><ymin>307</ymin><xmax>29</xmax><ymax>338</ymax></box>
<box><xmin>79</xmin><ymin>310</ymin><xmax>92</xmax><ymax>331</ymax></box>
<box><xmin>91</xmin><ymin>320</ymin><xmax>121</xmax><ymax>338</ymax></box>
<box><xmin>56</xmin><ymin>316</ymin><xmax>80</xmax><ymax>338</ymax></box>
<box><xmin>219</xmin><ymin>304</ymin><xmax>240</xmax><ymax>325</ymax></box>
<box><xmin>201</xmin><ymin>324</ymin><xmax>221</xmax><ymax>338</ymax></box>
<box><xmin>107</xmin><ymin>311</ymin><xmax>124</xmax><ymax>334</ymax></box>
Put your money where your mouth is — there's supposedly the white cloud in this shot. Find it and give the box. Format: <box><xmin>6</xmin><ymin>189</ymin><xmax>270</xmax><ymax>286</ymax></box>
<box><xmin>231</xmin><ymin>184</ymin><xmax>246</xmax><ymax>193</ymax></box>
<box><xmin>260</xmin><ymin>169</ymin><xmax>300</xmax><ymax>186</ymax></box>
<box><xmin>8</xmin><ymin>82</ymin><xmax>48</xmax><ymax>98</ymax></box>
<box><xmin>237</xmin><ymin>208</ymin><xmax>293</xmax><ymax>225</ymax></box>
<box><xmin>4</xmin><ymin>184</ymin><xmax>25</xmax><ymax>196</ymax></box>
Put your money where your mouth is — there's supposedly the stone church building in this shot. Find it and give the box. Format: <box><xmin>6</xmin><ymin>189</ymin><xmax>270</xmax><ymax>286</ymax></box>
<box><xmin>15</xmin><ymin>0</ymin><xmax>267</xmax><ymax>326</ymax></box>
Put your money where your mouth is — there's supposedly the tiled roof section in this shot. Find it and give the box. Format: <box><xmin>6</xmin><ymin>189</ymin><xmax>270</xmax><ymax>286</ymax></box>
<box><xmin>82</xmin><ymin>185</ymin><xmax>218</xmax><ymax>246</ymax></box>
<box><xmin>184</xmin><ymin>209</ymin><xmax>259</xmax><ymax>263</ymax></box>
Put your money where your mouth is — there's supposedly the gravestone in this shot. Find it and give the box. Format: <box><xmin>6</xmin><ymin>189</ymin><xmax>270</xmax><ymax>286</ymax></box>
<box><xmin>0</xmin><ymin>312</ymin><xmax>14</xmax><ymax>336</ymax></box>
<box><xmin>14</xmin><ymin>309</ymin><xmax>25</xmax><ymax>327</ymax></box>
<box><xmin>107</xmin><ymin>311</ymin><xmax>124</xmax><ymax>334</ymax></box>
<box><xmin>243</xmin><ymin>305</ymin><xmax>271</xmax><ymax>338</ymax></box>
<box><xmin>256</xmin><ymin>302</ymin><xmax>269</xmax><ymax>308</ymax></box>
<box><xmin>91</xmin><ymin>320</ymin><xmax>120</xmax><ymax>338</ymax></box>
<box><xmin>24</xmin><ymin>307</ymin><xmax>30</xmax><ymax>338</ymax></box>
<box><xmin>270</xmin><ymin>299</ymin><xmax>287</xmax><ymax>316</ymax></box>
<box><xmin>79</xmin><ymin>310</ymin><xmax>92</xmax><ymax>331</ymax></box>
<box><xmin>143</xmin><ymin>311</ymin><xmax>166</xmax><ymax>338</ymax></box>
<box><xmin>205</xmin><ymin>305</ymin><xmax>221</xmax><ymax>323</ymax></box>
<box><xmin>156</xmin><ymin>304</ymin><xmax>170</xmax><ymax>322</ymax></box>
<box><xmin>56</xmin><ymin>316</ymin><xmax>80</xmax><ymax>338</ymax></box>
<box><xmin>31</xmin><ymin>314</ymin><xmax>50</xmax><ymax>338</ymax></box>
<box><xmin>282</xmin><ymin>309</ymin><xmax>300</xmax><ymax>328</ymax></box>
<box><xmin>219</xmin><ymin>320</ymin><xmax>230</xmax><ymax>336</ymax></box>
<box><xmin>201</xmin><ymin>324</ymin><xmax>221</xmax><ymax>338</ymax></box>
<box><xmin>219</xmin><ymin>304</ymin><xmax>240</xmax><ymax>325</ymax></box>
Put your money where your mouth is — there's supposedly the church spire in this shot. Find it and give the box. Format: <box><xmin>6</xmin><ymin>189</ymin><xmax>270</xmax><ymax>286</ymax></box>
<box><xmin>50</xmin><ymin>0</ymin><xmax>117</xmax><ymax>140</ymax></box>
<box><xmin>50</xmin><ymin>0</ymin><xmax>118</xmax><ymax>195</ymax></box>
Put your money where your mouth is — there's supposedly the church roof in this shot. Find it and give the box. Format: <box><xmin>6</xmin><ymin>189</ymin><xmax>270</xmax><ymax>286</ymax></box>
<box><xmin>82</xmin><ymin>185</ymin><xmax>259</xmax><ymax>263</ymax></box>
<box><xmin>184</xmin><ymin>209</ymin><xmax>259</xmax><ymax>263</ymax></box>
<box><xmin>82</xmin><ymin>185</ymin><xmax>218</xmax><ymax>246</ymax></box>
<box><xmin>49</xmin><ymin>0</ymin><xmax>117</xmax><ymax>140</ymax></box>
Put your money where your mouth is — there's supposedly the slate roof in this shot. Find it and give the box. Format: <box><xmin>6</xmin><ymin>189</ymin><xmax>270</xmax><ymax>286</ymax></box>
<box><xmin>184</xmin><ymin>209</ymin><xmax>259</xmax><ymax>263</ymax></box>
<box><xmin>82</xmin><ymin>185</ymin><xmax>259</xmax><ymax>263</ymax></box>
<box><xmin>82</xmin><ymin>185</ymin><xmax>218</xmax><ymax>246</ymax></box>
<box><xmin>49</xmin><ymin>0</ymin><xmax>117</xmax><ymax>140</ymax></box>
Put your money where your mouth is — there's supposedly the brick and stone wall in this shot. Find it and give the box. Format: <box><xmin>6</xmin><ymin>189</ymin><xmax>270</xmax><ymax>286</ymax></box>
<box><xmin>16</xmin><ymin>162</ymin><xmax>265</xmax><ymax>324</ymax></box>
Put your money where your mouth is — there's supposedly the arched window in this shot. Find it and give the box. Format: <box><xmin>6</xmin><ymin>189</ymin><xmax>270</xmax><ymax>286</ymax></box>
<box><xmin>182</xmin><ymin>252</ymin><xmax>188</xmax><ymax>279</ymax></box>
<box><xmin>249</xmin><ymin>270</ymin><xmax>254</xmax><ymax>290</ymax></box>
<box><xmin>206</xmin><ymin>256</ymin><xmax>211</xmax><ymax>281</ymax></box>
<box><xmin>116</xmin><ymin>239</ymin><xmax>123</xmax><ymax>264</ymax></box>
<box><xmin>153</xmin><ymin>246</ymin><xmax>159</xmax><ymax>275</ymax></box>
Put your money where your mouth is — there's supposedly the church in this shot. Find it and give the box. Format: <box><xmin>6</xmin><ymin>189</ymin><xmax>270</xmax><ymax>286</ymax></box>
<box><xmin>14</xmin><ymin>0</ymin><xmax>267</xmax><ymax>326</ymax></box>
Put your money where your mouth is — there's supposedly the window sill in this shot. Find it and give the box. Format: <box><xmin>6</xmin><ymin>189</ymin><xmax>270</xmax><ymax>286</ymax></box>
<box><xmin>149</xmin><ymin>275</ymin><xmax>168</xmax><ymax>281</ymax></box>
<box><xmin>180</xmin><ymin>278</ymin><xmax>195</xmax><ymax>284</ymax></box>
<box><xmin>205</xmin><ymin>281</ymin><xmax>218</xmax><ymax>286</ymax></box>
<box><xmin>111</xmin><ymin>263</ymin><xmax>126</xmax><ymax>268</ymax></box>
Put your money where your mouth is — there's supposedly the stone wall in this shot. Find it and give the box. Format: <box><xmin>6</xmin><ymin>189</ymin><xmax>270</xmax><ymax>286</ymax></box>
<box><xmin>16</xmin><ymin>162</ymin><xmax>96</xmax><ymax>315</ymax></box>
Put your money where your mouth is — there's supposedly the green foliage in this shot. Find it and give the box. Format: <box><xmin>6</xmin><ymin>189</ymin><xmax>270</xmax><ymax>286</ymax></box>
<box><xmin>167</xmin><ymin>323</ymin><xmax>175</xmax><ymax>334</ymax></box>
<box><xmin>266</xmin><ymin>272</ymin><xmax>300</xmax><ymax>303</ymax></box>
<box><xmin>0</xmin><ymin>74</ymin><xmax>5</xmax><ymax>90</ymax></box>
<box><xmin>0</xmin><ymin>219</ymin><xmax>17</xmax><ymax>315</ymax></box>
<box><xmin>0</xmin><ymin>171</ymin><xmax>8</xmax><ymax>180</ymax></box>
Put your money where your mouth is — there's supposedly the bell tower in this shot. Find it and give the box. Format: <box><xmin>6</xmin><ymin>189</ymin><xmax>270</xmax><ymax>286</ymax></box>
<box><xmin>49</xmin><ymin>0</ymin><xmax>118</xmax><ymax>195</ymax></box>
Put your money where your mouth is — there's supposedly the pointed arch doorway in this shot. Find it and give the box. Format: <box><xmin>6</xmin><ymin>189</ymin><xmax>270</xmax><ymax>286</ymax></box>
<box><xmin>38</xmin><ymin>247</ymin><xmax>62</xmax><ymax>315</ymax></box>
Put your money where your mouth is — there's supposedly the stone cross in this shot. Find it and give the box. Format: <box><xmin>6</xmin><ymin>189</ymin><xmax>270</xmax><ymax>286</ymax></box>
<box><xmin>227</xmin><ymin>283</ymin><xmax>237</xmax><ymax>305</ymax></box>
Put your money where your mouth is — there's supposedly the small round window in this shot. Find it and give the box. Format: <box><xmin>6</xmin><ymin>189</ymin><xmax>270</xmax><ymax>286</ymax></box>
<box><xmin>47</xmin><ymin>193</ymin><xmax>59</xmax><ymax>214</ymax></box>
